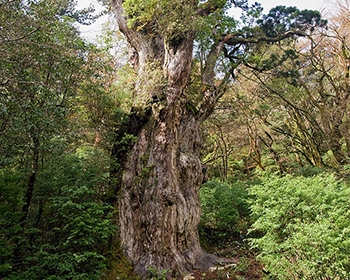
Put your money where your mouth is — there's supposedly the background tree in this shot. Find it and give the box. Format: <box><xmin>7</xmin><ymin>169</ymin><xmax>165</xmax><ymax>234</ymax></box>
<box><xmin>239</xmin><ymin>3</ymin><xmax>350</xmax><ymax>168</ymax></box>
<box><xmin>0</xmin><ymin>1</ymin><xmax>117</xmax><ymax>278</ymax></box>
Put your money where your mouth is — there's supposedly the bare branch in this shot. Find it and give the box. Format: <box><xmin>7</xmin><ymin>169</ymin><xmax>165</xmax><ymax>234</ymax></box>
<box><xmin>225</xmin><ymin>30</ymin><xmax>306</xmax><ymax>46</ymax></box>
<box><xmin>0</xmin><ymin>28</ymin><xmax>40</xmax><ymax>44</ymax></box>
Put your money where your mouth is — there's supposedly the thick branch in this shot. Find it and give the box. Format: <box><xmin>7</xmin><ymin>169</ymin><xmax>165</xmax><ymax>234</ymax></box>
<box><xmin>201</xmin><ymin>40</ymin><xmax>226</xmax><ymax>86</ymax></box>
<box><xmin>1</xmin><ymin>28</ymin><xmax>40</xmax><ymax>43</ymax></box>
<box><xmin>197</xmin><ymin>30</ymin><xmax>306</xmax><ymax>122</ymax></box>
<box><xmin>111</xmin><ymin>0</ymin><xmax>139</xmax><ymax>47</ymax></box>
<box><xmin>111</xmin><ymin>0</ymin><xmax>164</xmax><ymax>66</ymax></box>
<box><xmin>224</xmin><ymin>30</ymin><xmax>306</xmax><ymax>46</ymax></box>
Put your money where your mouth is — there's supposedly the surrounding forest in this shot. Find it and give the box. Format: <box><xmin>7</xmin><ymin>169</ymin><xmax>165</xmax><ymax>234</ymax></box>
<box><xmin>1</xmin><ymin>0</ymin><xmax>350</xmax><ymax>279</ymax></box>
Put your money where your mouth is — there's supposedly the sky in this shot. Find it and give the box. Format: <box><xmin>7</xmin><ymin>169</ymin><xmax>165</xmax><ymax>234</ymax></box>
<box><xmin>241</xmin><ymin>0</ymin><xmax>330</xmax><ymax>12</ymax></box>
<box><xmin>76</xmin><ymin>0</ymin><xmax>332</xmax><ymax>42</ymax></box>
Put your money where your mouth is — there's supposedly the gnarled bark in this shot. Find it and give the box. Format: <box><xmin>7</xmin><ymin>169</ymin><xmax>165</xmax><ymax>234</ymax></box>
<box><xmin>119</xmin><ymin>107</ymin><xmax>216</xmax><ymax>278</ymax></box>
<box><xmin>109</xmin><ymin>1</ymin><xmax>315</xmax><ymax>278</ymax></box>
<box><xmin>110</xmin><ymin>1</ymin><xmax>219</xmax><ymax>278</ymax></box>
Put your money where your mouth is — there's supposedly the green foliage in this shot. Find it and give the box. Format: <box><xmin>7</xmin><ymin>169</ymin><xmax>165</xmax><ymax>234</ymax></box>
<box><xmin>0</xmin><ymin>170</ymin><xmax>25</xmax><ymax>276</ymax></box>
<box><xmin>122</xmin><ymin>0</ymin><xmax>230</xmax><ymax>39</ymax></box>
<box><xmin>1</xmin><ymin>147</ymin><xmax>115</xmax><ymax>279</ymax></box>
<box><xmin>258</xmin><ymin>6</ymin><xmax>327</xmax><ymax>37</ymax></box>
<box><xmin>115</xmin><ymin>133</ymin><xmax>138</xmax><ymax>152</ymax></box>
<box><xmin>147</xmin><ymin>266</ymin><xmax>169</xmax><ymax>280</ymax></box>
<box><xmin>0</xmin><ymin>0</ymin><xmax>96</xmax><ymax>167</ymax></box>
<box><xmin>122</xmin><ymin>0</ymin><xmax>195</xmax><ymax>38</ymax></box>
<box><xmin>199</xmin><ymin>178</ymin><xmax>251</xmax><ymax>232</ymax></box>
<box><xmin>0</xmin><ymin>0</ymin><xmax>120</xmax><ymax>277</ymax></box>
<box><xmin>292</xmin><ymin>165</ymin><xmax>327</xmax><ymax>177</ymax></box>
<box><xmin>249</xmin><ymin>173</ymin><xmax>350</xmax><ymax>279</ymax></box>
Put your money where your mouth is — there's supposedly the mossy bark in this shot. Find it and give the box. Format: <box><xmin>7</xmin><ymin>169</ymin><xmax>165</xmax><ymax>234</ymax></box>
<box><xmin>119</xmin><ymin>108</ymin><xmax>210</xmax><ymax>278</ymax></box>
<box><xmin>111</xmin><ymin>1</ymin><xmax>221</xmax><ymax>278</ymax></box>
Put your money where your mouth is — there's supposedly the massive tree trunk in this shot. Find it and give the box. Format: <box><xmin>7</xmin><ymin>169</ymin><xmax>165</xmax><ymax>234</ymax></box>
<box><xmin>119</xmin><ymin>40</ymin><xmax>214</xmax><ymax>278</ymax></box>
<box><xmin>111</xmin><ymin>1</ymin><xmax>219</xmax><ymax>278</ymax></box>
<box><xmin>109</xmin><ymin>1</ymin><xmax>319</xmax><ymax>278</ymax></box>
<box><xmin>119</xmin><ymin>100</ymin><xmax>213</xmax><ymax>278</ymax></box>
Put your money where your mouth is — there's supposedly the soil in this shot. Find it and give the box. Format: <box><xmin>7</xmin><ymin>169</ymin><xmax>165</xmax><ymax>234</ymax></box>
<box><xmin>193</xmin><ymin>228</ymin><xmax>266</xmax><ymax>280</ymax></box>
<box><xmin>191</xmin><ymin>258</ymin><xmax>264</xmax><ymax>280</ymax></box>
<box><xmin>191</xmin><ymin>251</ymin><xmax>264</xmax><ymax>280</ymax></box>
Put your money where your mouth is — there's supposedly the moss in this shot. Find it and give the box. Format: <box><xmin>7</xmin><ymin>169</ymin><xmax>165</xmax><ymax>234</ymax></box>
<box><xmin>186</xmin><ymin>101</ymin><xmax>199</xmax><ymax>115</ymax></box>
<box><xmin>139</xmin><ymin>152</ymin><xmax>150</xmax><ymax>166</ymax></box>
<box><xmin>102</xmin><ymin>236</ymin><xmax>139</xmax><ymax>280</ymax></box>
<box><xmin>138</xmin><ymin>152</ymin><xmax>156</xmax><ymax>181</ymax></box>
<box><xmin>139</xmin><ymin>164</ymin><xmax>155</xmax><ymax>181</ymax></box>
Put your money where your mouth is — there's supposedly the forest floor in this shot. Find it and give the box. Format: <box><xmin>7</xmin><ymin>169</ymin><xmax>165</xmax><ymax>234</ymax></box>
<box><xmin>190</xmin><ymin>250</ymin><xmax>264</xmax><ymax>280</ymax></box>
<box><xmin>193</xmin><ymin>229</ymin><xmax>265</xmax><ymax>280</ymax></box>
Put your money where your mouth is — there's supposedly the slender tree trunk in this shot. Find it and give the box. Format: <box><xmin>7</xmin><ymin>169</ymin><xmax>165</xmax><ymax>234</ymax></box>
<box><xmin>14</xmin><ymin>131</ymin><xmax>40</xmax><ymax>263</ymax></box>
<box><xmin>260</xmin><ymin>131</ymin><xmax>285</xmax><ymax>174</ymax></box>
<box><xmin>21</xmin><ymin>131</ymin><xmax>40</xmax><ymax>224</ymax></box>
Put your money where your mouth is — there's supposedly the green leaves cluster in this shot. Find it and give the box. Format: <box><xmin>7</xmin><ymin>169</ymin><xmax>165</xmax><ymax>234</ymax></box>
<box><xmin>0</xmin><ymin>147</ymin><xmax>115</xmax><ymax>279</ymax></box>
<box><xmin>0</xmin><ymin>1</ymin><xmax>120</xmax><ymax>278</ymax></box>
<box><xmin>1</xmin><ymin>0</ymin><xmax>87</xmax><ymax>166</ymax></box>
<box><xmin>123</xmin><ymin>0</ymin><xmax>198</xmax><ymax>38</ymax></box>
<box><xmin>249</xmin><ymin>174</ymin><xmax>350</xmax><ymax>279</ymax></box>
<box><xmin>258</xmin><ymin>6</ymin><xmax>327</xmax><ymax>37</ymax></box>
<box><xmin>199</xmin><ymin>178</ymin><xmax>251</xmax><ymax>232</ymax></box>
<box><xmin>122</xmin><ymin>0</ymin><xmax>232</xmax><ymax>39</ymax></box>
<box><xmin>122</xmin><ymin>0</ymin><xmax>162</xmax><ymax>27</ymax></box>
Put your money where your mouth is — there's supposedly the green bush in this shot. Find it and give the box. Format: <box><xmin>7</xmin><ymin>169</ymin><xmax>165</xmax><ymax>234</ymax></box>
<box><xmin>1</xmin><ymin>147</ymin><xmax>115</xmax><ymax>279</ymax></box>
<box><xmin>0</xmin><ymin>169</ymin><xmax>25</xmax><ymax>276</ymax></box>
<box><xmin>249</xmin><ymin>173</ymin><xmax>350</xmax><ymax>279</ymax></box>
<box><xmin>199</xmin><ymin>178</ymin><xmax>251</xmax><ymax>233</ymax></box>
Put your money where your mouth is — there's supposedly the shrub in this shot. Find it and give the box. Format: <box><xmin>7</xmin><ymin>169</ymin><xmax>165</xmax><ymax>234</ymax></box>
<box><xmin>199</xmin><ymin>178</ymin><xmax>251</xmax><ymax>233</ymax></box>
<box><xmin>249</xmin><ymin>173</ymin><xmax>350</xmax><ymax>279</ymax></box>
<box><xmin>0</xmin><ymin>169</ymin><xmax>25</xmax><ymax>276</ymax></box>
<box><xmin>1</xmin><ymin>147</ymin><xmax>115</xmax><ymax>279</ymax></box>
